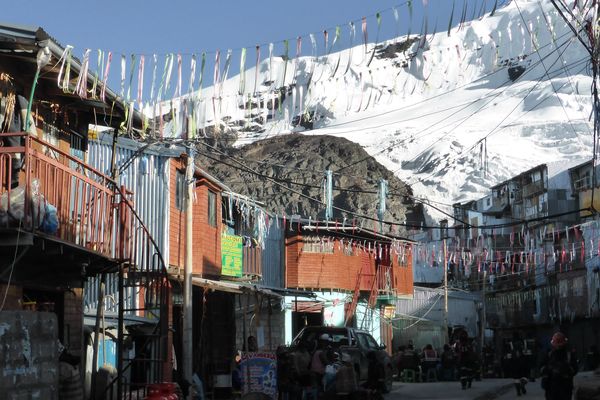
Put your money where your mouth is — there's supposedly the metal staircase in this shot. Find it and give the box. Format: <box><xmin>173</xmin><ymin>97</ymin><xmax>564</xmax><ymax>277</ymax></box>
<box><xmin>110</xmin><ymin>186</ymin><xmax>170</xmax><ymax>399</ymax></box>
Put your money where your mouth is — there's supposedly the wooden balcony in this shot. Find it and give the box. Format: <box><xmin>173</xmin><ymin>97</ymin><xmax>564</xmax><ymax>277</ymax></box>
<box><xmin>0</xmin><ymin>132</ymin><xmax>117</xmax><ymax>260</ymax></box>
<box><xmin>522</xmin><ymin>181</ymin><xmax>545</xmax><ymax>198</ymax></box>
<box><xmin>242</xmin><ymin>244</ymin><xmax>262</xmax><ymax>279</ymax></box>
<box><xmin>375</xmin><ymin>265</ymin><xmax>395</xmax><ymax>294</ymax></box>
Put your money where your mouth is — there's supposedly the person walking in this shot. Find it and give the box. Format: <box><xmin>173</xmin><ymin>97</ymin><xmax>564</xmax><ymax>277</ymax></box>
<box><xmin>540</xmin><ymin>332</ymin><xmax>578</xmax><ymax>400</ymax></box>
<box><xmin>457</xmin><ymin>342</ymin><xmax>477</xmax><ymax>390</ymax></box>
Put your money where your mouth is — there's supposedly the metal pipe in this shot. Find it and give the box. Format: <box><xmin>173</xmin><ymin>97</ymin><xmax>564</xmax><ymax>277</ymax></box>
<box><xmin>443</xmin><ymin>239</ymin><xmax>448</xmax><ymax>344</ymax></box>
<box><xmin>90</xmin><ymin>273</ymin><xmax>105</xmax><ymax>399</ymax></box>
<box><xmin>183</xmin><ymin>149</ymin><xmax>194</xmax><ymax>398</ymax></box>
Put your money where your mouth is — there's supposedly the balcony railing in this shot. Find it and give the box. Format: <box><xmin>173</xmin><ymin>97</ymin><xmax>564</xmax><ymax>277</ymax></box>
<box><xmin>0</xmin><ymin>132</ymin><xmax>117</xmax><ymax>258</ymax></box>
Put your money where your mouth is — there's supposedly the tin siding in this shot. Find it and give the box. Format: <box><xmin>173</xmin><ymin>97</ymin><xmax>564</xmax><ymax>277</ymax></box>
<box><xmin>260</xmin><ymin>220</ymin><xmax>285</xmax><ymax>288</ymax></box>
<box><xmin>84</xmin><ymin>136</ymin><xmax>171</xmax><ymax>313</ymax></box>
<box><xmin>87</xmin><ymin>138</ymin><xmax>170</xmax><ymax>258</ymax></box>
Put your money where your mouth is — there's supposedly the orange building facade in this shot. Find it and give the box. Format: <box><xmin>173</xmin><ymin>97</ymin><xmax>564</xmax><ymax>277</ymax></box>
<box><xmin>168</xmin><ymin>157</ymin><xmax>224</xmax><ymax>278</ymax></box>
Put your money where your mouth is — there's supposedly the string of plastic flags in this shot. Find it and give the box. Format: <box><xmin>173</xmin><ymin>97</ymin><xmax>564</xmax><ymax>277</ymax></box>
<box><xmin>227</xmin><ymin>192</ymin><xmax>413</xmax><ymax>263</ymax></box>
<box><xmin>53</xmin><ymin>0</ymin><xmax>513</xmax><ymax>138</ymax></box>
<box><xmin>413</xmin><ymin>218</ymin><xmax>600</xmax><ymax>278</ymax></box>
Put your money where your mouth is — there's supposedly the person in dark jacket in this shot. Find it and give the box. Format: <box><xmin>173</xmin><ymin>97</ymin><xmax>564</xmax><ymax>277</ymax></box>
<box><xmin>508</xmin><ymin>348</ymin><xmax>529</xmax><ymax>396</ymax></box>
<box><xmin>584</xmin><ymin>345</ymin><xmax>600</xmax><ymax>371</ymax></box>
<box><xmin>439</xmin><ymin>344</ymin><xmax>457</xmax><ymax>381</ymax></box>
<box><xmin>540</xmin><ymin>332</ymin><xmax>578</xmax><ymax>400</ymax></box>
<box><xmin>457</xmin><ymin>343</ymin><xmax>477</xmax><ymax>390</ymax></box>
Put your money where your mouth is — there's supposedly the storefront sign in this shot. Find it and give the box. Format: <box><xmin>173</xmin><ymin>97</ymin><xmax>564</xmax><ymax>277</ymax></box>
<box><xmin>222</xmin><ymin>234</ymin><xmax>243</xmax><ymax>277</ymax></box>
<box><xmin>240</xmin><ymin>352</ymin><xmax>278</xmax><ymax>400</ymax></box>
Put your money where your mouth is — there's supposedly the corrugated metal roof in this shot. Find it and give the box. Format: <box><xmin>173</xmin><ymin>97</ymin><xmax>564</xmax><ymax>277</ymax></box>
<box><xmin>0</xmin><ymin>22</ymin><xmax>40</xmax><ymax>41</ymax></box>
<box><xmin>0</xmin><ymin>23</ymin><xmax>140</xmax><ymax>128</ymax></box>
<box><xmin>394</xmin><ymin>286</ymin><xmax>481</xmax><ymax>337</ymax></box>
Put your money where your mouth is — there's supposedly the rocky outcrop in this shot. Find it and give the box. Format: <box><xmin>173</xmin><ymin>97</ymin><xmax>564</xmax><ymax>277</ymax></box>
<box><xmin>200</xmin><ymin>134</ymin><xmax>425</xmax><ymax>236</ymax></box>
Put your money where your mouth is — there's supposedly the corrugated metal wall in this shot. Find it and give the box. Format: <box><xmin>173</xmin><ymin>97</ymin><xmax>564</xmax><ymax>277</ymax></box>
<box><xmin>83</xmin><ymin>133</ymin><xmax>175</xmax><ymax>314</ymax></box>
<box><xmin>395</xmin><ymin>287</ymin><xmax>480</xmax><ymax>337</ymax></box>
<box><xmin>87</xmin><ymin>134</ymin><xmax>171</xmax><ymax>257</ymax></box>
<box><xmin>259</xmin><ymin>216</ymin><xmax>285</xmax><ymax>288</ymax></box>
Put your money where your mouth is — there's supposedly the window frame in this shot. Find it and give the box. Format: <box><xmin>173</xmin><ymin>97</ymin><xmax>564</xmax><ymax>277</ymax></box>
<box><xmin>175</xmin><ymin>170</ymin><xmax>185</xmax><ymax>211</ymax></box>
<box><xmin>208</xmin><ymin>189</ymin><xmax>217</xmax><ymax>227</ymax></box>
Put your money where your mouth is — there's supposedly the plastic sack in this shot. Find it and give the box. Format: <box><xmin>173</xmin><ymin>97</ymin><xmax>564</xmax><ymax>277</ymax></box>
<box><xmin>0</xmin><ymin>186</ymin><xmax>26</xmax><ymax>225</ymax></box>
<box><xmin>323</xmin><ymin>363</ymin><xmax>340</xmax><ymax>392</ymax></box>
<box><xmin>41</xmin><ymin>203</ymin><xmax>59</xmax><ymax>234</ymax></box>
<box><xmin>0</xmin><ymin>179</ymin><xmax>48</xmax><ymax>229</ymax></box>
<box><xmin>30</xmin><ymin>179</ymin><xmax>46</xmax><ymax>228</ymax></box>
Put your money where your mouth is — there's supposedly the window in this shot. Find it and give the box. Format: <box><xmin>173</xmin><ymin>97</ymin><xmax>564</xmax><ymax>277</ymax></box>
<box><xmin>356</xmin><ymin>333</ymin><xmax>380</xmax><ymax>350</ymax></box>
<box><xmin>175</xmin><ymin>170</ymin><xmax>185</xmax><ymax>211</ymax></box>
<box><xmin>208</xmin><ymin>190</ymin><xmax>217</xmax><ymax>227</ymax></box>
<box><xmin>303</xmin><ymin>236</ymin><xmax>334</xmax><ymax>253</ymax></box>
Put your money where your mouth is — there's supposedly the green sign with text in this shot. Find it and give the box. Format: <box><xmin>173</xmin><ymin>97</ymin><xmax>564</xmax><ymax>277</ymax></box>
<box><xmin>222</xmin><ymin>234</ymin><xmax>243</xmax><ymax>277</ymax></box>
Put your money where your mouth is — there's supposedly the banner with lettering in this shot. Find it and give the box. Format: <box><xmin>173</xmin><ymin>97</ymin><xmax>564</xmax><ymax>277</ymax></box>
<box><xmin>222</xmin><ymin>233</ymin><xmax>243</xmax><ymax>277</ymax></box>
<box><xmin>240</xmin><ymin>352</ymin><xmax>278</xmax><ymax>400</ymax></box>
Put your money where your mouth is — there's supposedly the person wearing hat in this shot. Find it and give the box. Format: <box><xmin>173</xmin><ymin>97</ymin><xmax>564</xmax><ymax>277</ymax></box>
<box><xmin>540</xmin><ymin>332</ymin><xmax>578</xmax><ymax>400</ymax></box>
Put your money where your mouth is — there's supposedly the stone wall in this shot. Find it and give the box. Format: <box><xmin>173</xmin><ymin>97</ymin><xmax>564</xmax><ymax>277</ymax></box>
<box><xmin>0</xmin><ymin>311</ymin><xmax>59</xmax><ymax>399</ymax></box>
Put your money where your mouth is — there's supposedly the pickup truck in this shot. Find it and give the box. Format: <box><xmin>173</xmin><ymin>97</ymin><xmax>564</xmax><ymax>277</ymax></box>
<box><xmin>277</xmin><ymin>326</ymin><xmax>394</xmax><ymax>393</ymax></box>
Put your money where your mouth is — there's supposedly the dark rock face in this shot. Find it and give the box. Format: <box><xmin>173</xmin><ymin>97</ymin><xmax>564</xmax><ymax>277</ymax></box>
<box><xmin>199</xmin><ymin>134</ymin><xmax>425</xmax><ymax>236</ymax></box>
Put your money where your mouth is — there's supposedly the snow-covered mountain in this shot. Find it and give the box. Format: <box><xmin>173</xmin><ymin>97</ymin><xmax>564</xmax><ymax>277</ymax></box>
<box><xmin>159</xmin><ymin>0</ymin><xmax>593</xmax><ymax>222</ymax></box>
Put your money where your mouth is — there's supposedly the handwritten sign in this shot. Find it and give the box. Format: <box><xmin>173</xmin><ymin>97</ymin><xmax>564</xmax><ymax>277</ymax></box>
<box><xmin>222</xmin><ymin>234</ymin><xmax>243</xmax><ymax>277</ymax></box>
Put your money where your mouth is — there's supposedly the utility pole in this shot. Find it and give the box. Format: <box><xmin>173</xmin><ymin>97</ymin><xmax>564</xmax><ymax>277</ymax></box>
<box><xmin>480</xmin><ymin>270</ymin><xmax>487</xmax><ymax>372</ymax></box>
<box><xmin>183</xmin><ymin>148</ymin><xmax>194</xmax><ymax>398</ymax></box>
<box><xmin>443</xmin><ymin>238</ymin><xmax>449</xmax><ymax>344</ymax></box>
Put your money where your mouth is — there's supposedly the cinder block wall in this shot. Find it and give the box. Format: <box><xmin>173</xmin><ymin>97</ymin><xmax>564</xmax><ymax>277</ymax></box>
<box><xmin>234</xmin><ymin>294</ymin><xmax>284</xmax><ymax>352</ymax></box>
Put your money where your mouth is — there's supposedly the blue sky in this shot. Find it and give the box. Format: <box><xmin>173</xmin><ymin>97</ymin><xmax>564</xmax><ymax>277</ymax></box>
<box><xmin>3</xmin><ymin>1</ymin><xmax>505</xmax><ymax>99</ymax></box>
<box><xmin>4</xmin><ymin>1</ymin><xmax>502</xmax><ymax>56</ymax></box>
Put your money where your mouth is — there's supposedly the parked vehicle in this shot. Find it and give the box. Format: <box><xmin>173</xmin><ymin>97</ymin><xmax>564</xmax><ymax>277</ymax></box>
<box><xmin>277</xmin><ymin>326</ymin><xmax>394</xmax><ymax>393</ymax></box>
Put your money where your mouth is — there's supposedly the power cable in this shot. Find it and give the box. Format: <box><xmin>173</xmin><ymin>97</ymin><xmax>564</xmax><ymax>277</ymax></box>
<box><xmin>401</xmin><ymin>41</ymin><xmax>587</xmax><ymax>188</ymax></box>
<box><xmin>395</xmin><ymin>35</ymin><xmax>585</xmax><ymax>182</ymax></box>
<box><xmin>514</xmin><ymin>0</ymin><xmax>583</xmax><ymax>139</ymax></box>
<box><xmin>330</xmin><ymin>30</ymin><xmax>580</xmax><ymax>172</ymax></box>
<box><xmin>193</xmin><ymin>134</ymin><xmax>592</xmax><ymax>231</ymax></box>
<box><xmin>0</xmin><ymin>219</ymin><xmax>22</xmax><ymax>311</ymax></box>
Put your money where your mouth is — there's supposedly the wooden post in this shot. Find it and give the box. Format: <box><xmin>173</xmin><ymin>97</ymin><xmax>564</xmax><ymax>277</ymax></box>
<box><xmin>90</xmin><ymin>273</ymin><xmax>105</xmax><ymax>400</ymax></box>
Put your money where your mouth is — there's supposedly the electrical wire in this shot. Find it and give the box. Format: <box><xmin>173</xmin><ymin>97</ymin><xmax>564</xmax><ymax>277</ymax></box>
<box><xmin>192</xmin><ymin>131</ymin><xmax>593</xmax><ymax>231</ymax></box>
<box><xmin>396</xmin><ymin>38</ymin><xmax>586</xmax><ymax>183</ymax></box>
<box><xmin>401</xmin><ymin>42</ymin><xmax>588</xmax><ymax>188</ymax></box>
<box><xmin>329</xmin><ymin>30</ymin><xmax>581</xmax><ymax>172</ymax></box>
<box><xmin>0</xmin><ymin>219</ymin><xmax>22</xmax><ymax>311</ymax></box>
